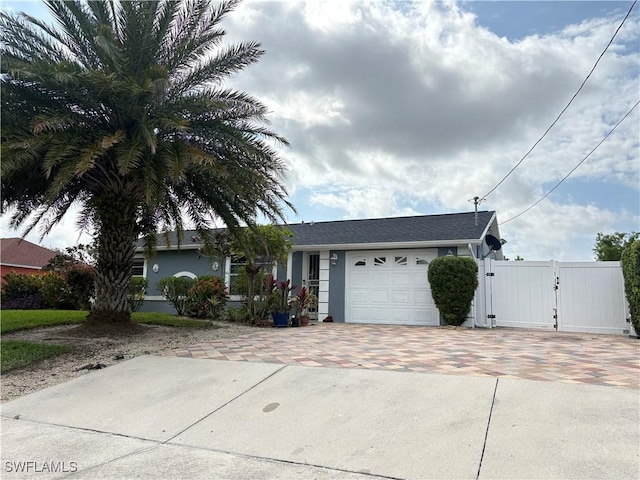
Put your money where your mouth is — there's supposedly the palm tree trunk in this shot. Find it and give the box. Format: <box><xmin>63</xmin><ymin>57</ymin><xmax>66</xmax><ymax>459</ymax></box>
<box><xmin>86</xmin><ymin>197</ymin><xmax>138</xmax><ymax>324</ymax></box>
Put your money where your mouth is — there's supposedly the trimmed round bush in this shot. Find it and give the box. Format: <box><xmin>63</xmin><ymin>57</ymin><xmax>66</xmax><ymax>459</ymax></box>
<box><xmin>157</xmin><ymin>276</ymin><xmax>195</xmax><ymax>316</ymax></box>
<box><xmin>621</xmin><ymin>239</ymin><xmax>640</xmax><ymax>334</ymax></box>
<box><xmin>427</xmin><ymin>256</ymin><xmax>479</xmax><ymax>326</ymax></box>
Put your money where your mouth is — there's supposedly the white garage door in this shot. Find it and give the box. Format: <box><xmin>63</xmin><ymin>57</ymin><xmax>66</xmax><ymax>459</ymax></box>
<box><xmin>345</xmin><ymin>250</ymin><xmax>439</xmax><ymax>325</ymax></box>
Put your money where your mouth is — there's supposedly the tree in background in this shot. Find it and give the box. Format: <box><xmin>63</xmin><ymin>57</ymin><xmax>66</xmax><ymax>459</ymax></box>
<box><xmin>593</xmin><ymin>232</ymin><xmax>639</xmax><ymax>261</ymax></box>
<box><xmin>199</xmin><ymin>224</ymin><xmax>292</xmax><ymax>321</ymax></box>
<box><xmin>1</xmin><ymin>0</ymin><xmax>293</xmax><ymax>325</ymax></box>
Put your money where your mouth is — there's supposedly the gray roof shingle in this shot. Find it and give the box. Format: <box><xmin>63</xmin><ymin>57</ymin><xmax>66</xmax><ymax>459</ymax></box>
<box><xmin>287</xmin><ymin>211</ymin><xmax>495</xmax><ymax>246</ymax></box>
<box><xmin>140</xmin><ymin>211</ymin><xmax>496</xmax><ymax>249</ymax></box>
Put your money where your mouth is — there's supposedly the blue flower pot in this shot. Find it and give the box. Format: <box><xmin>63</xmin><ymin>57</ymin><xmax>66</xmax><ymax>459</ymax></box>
<box><xmin>272</xmin><ymin>312</ymin><xmax>289</xmax><ymax>328</ymax></box>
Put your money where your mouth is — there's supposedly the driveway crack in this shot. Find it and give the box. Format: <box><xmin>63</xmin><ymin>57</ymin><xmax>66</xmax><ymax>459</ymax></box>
<box><xmin>476</xmin><ymin>377</ymin><xmax>499</xmax><ymax>480</ymax></box>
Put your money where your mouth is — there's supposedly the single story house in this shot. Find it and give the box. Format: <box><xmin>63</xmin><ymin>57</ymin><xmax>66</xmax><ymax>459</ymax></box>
<box><xmin>136</xmin><ymin>210</ymin><xmax>503</xmax><ymax>325</ymax></box>
<box><xmin>1</xmin><ymin>238</ymin><xmax>57</xmax><ymax>280</ymax></box>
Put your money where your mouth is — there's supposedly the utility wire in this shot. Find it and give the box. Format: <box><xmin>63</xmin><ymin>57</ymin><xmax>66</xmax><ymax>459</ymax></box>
<box><xmin>499</xmin><ymin>100</ymin><xmax>639</xmax><ymax>226</ymax></box>
<box><xmin>482</xmin><ymin>0</ymin><xmax>637</xmax><ymax>200</ymax></box>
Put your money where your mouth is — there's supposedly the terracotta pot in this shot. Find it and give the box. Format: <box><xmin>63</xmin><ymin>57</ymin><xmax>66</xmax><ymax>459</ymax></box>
<box><xmin>300</xmin><ymin>315</ymin><xmax>310</xmax><ymax>326</ymax></box>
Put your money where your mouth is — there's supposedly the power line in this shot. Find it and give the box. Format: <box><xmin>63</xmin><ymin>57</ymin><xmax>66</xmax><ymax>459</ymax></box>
<box><xmin>499</xmin><ymin>100</ymin><xmax>639</xmax><ymax>226</ymax></box>
<box><xmin>481</xmin><ymin>0</ymin><xmax>638</xmax><ymax>200</ymax></box>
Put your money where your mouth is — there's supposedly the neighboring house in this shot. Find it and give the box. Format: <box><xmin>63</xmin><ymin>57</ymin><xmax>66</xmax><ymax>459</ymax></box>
<box><xmin>1</xmin><ymin>238</ymin><xmax>57</xmax><ymax>279</ymax></box>
<box><xmin>136</xmin><ymin>211</ymin><xmax>503</xmax><ymax>325</ymax></box>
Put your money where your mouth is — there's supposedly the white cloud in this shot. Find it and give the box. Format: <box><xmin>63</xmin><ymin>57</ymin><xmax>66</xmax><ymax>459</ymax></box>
<box><xmin>2</xmin><ymin>0</ymin><xmax>637</xmax><ymax>261</ymax></box>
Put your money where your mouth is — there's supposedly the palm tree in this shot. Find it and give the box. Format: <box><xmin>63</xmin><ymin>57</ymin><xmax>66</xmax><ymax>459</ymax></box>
<box><xmin>1</xmin><ymin>0</ymin><xmax>294</xmax><ymax>324</ymax></box>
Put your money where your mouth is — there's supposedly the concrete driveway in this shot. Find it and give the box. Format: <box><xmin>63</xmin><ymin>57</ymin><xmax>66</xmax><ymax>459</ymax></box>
<box><xmin>2</xmin><ymin>325</ymin><xmax>639</xmax><ymax>479</ymax></box>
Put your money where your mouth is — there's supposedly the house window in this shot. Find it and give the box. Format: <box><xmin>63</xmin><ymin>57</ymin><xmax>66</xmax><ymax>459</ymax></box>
<box><xmin>416</xmin><ymin>257</ymin><xmax>429</xmax><ymax>265</ymax></box>
<box><xmin>132</xmin><ymin>259</ymin><xmax>145</xmax><ymax>277</ymax></box>
<box><xmin>374</xmin><ymin>256</ymin><xmax>387</xmax><ymax>266</ymax></box>
<box><xmin>395</xmin><ymin>256</ymin><xmax>408</xmax><ymax>266</ymax></box>
<box><xmin>228</xmin><ymin>256</ymin><xmax>273</xmax><ymax>296</ymax></box>
<box><xmin>354</xmin><ymin>258</ymin><xmax>367</xmax><ymax>267</ymax></box>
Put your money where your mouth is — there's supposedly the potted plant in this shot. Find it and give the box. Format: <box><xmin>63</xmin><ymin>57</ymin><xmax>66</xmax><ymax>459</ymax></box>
<box><xmin>271</xmin><ymin>278</ymin><xmax>295</xmax><ymax>327</ymax></box>
<box><xmin>292</xmin><ymin>287</ymin><xmax>318</xmax><ymax>326</ymax></box>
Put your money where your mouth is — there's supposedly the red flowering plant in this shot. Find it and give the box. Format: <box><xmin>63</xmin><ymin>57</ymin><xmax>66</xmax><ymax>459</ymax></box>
<box><xmin>271</xmin><ymin>279</ymin><xmax>296</xmax><ymax>314</ymax></box>
<box><xmin>291</xmin><ymin>286</ymin><xmax>318</xmax><ymax>317</ymax></box>
<box><xmin>186</xmin><ymin>276</ymin><xmax>228</xmax><ymax>320</ymax></box>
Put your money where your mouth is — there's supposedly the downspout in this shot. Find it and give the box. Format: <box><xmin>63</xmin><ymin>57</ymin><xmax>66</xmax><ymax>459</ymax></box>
<box><xmin>469</xmin><ymin>243</ymin><xmax>477</xmax><ymax>328</ymax></box>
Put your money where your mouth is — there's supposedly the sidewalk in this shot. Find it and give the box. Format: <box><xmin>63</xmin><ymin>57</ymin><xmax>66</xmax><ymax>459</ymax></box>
<box><xmin>2</xmin><ymin>356</ymin><xmax>638</xmax><ymax>479</ymax></box>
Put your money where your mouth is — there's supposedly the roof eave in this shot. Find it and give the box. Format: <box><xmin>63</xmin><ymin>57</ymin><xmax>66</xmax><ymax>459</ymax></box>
<box><xmin>291</xmin><ymin>239</ymin><xmax>484</xmax><ymax>251</ymax></box>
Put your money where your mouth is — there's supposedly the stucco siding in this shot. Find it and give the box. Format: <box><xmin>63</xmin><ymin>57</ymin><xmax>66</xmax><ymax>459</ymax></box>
<box><xmin>291</xmin><ymin>251</ymin><xmax>303</xmax><ymax>293</ymax></box>
<box><xmin>141</xmin><ymin>250</ymin><xmax>223</xmax><ymax>297</ymax></box>
<box><xmin>328</xmin><ymin>250</ymin><xmax>346</xmax><ymax>322</ymax></box>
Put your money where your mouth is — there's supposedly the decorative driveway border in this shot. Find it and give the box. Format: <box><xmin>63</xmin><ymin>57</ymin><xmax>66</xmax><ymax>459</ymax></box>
<box><xmin>163</xmin><ymin>323</ymin><xmax>640</xmax><ymax>389</ymax></box>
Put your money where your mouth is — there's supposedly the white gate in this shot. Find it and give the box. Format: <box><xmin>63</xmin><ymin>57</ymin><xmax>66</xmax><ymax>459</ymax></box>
<box><xmin>485</xmin><ymin>260</ymin><xmax>557</xmax><ymax>330</ymax></box>
<box><xmin>481</xmin><ymin>259</ymin><xmax>630</xmax><ymax>335</ymax></box>
<box><xmin>557</xmin><ymin>262</ymin><xmax>629</xmax><ymax>334</ymax></box>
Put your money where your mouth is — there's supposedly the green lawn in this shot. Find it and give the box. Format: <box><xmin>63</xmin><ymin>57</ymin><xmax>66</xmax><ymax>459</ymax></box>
<box><xmin>0</xmin><ymin>310</ymin><xmax>218</xmax><ymax>373</ymax></box>
<box><xmin>1</xmin><ymin>310</ymin><xmax>87</xmax><ymax>334</ymax></box>
<box><xmin>1</xmin><ymin>310</ymin><xmax>217</xmax><ymax>333</ymax></box>
<box><xmin>1</xmin><ymin>340</ymin><xmax>69</xmax><ymax>373</ymax></box>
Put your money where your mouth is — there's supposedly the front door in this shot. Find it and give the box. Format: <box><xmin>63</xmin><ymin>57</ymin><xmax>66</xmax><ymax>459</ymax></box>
<box><xmin>305</xmin><ymin>253</ymin><xmax>320</xmax><ymax>320</ymax></box>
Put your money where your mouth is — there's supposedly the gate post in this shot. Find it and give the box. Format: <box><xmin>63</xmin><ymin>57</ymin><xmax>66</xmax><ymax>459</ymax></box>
<box><xmin>484</xmin><ymin>257</ymin><xmax>494</xmax><ymax>328</ymax></box>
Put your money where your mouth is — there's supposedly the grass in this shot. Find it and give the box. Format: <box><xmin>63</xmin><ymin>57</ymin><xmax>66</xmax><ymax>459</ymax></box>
<box><xmin>1</xmin><ymin>310</ymin><xmax>87</xmax><ymax>334</ymax></box>
<box><xmin>1</xmin><ymin>310</ymin><xmax>217</xmax><ymax>333</ymax></box>
<box><xmin>132</xmin><ymin>312</ymin><xmax>217</xmax><ymax>329</ymax></box>
<box><xmin>0</xmin><ymin>310</ymin><xmax>218</xmax><ymax>373</ymax></box>
<box><xmin>1</xmin><ymin>340</ymin><xmax>70</xmax><ymax>373</ymax></box>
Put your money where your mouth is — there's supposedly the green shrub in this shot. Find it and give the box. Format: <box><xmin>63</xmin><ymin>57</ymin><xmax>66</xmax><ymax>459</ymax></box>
<box><xmin>63</xmin><ymin>264</ymin><xmax>95</xmax><ymax>310</ymax></box>
<box><xmin>128</xmin><ymin>277</ymin><xmax>148</xmax><ymax>312</ymax></box>
<box><xmin>427</xmin><ymin>256</ymin><xmax>479</xmax><ymax>326</ymax></box>
<box><xmin>1</xmin><ymin>272</ymin><xmax>43</xmax><ymax>301</ymax></box>
<box><xmin>39</xmin><ymin>271</ymin><xmax>71</xmax><ymax>309</ymax></box>
<box><xmin>621</xmin><ymin>239</ymin><xmax>640</xmax><ymax>334</ymax></box>
<box><xmin>186</xmin><ymin>276</ymin><xmax>228</xmax><ymax>320</ymax></box>
<box><xmin>225</xmin><ymin>306</ymin><xmax>251</xmax><ymax>323</ymax></box>
<box><xmin>157</xmin><ymin>276</ymin><xmax>196</xmax><ymax>315</ymax></box>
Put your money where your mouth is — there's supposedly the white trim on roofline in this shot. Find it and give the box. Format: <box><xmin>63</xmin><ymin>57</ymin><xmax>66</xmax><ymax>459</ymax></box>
<box><xmin>290</xmin><ymin>239</ymin><xmax>483</xmax><ymax>252</ymax></box>
<box><xmin>1</xmin><ymin>262</ymin><xmax>43</xmax><ymax>269</ymax></box>
<box><xmin>137</xmin><ymin>238</ymin><xmax>489</xmax><ymax>254</ymax></box>
<box><xmin>135</xmin><ymin>244</ymin><xmax>202</xmax><ymax>253</ymax></box>
<box><xmin>479</xmin><ymin>212</ymin><xmax>498</xmax><ymax>240</ymax></box>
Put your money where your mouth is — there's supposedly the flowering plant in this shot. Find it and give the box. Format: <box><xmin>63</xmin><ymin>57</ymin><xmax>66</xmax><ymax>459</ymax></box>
<box><xmin>271</xmin><ymin>279</ymin><xmax>296</xmax><ymax>313</ymax></box>
<box><xmin>186</xmin><ymin>276</ymin><xmax>228</xmax><ymax>319</ymax></box>
<box><xmin>291</xmin><ymin>286</ymin><xmax>318</xmax><ymax>316</ymax></box>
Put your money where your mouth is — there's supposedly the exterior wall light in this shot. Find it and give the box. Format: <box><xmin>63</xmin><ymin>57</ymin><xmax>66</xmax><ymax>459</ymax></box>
<box><xmin>330</xmin><ymin>253</ymin><xmax>338</xmax><ymax>266</ymax></box>
<box><xmin>152</xmin><ymin>264</ymin><xmax>160</xmax><ymax>273</ymax></box>
<box><xmin>212</xmin><ymin>261</ymin><xmax>219</xmax><ymax>271</ymax></box>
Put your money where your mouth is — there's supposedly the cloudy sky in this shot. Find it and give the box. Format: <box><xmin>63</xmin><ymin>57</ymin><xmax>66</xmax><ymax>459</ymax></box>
<box><xmin>1</xmin><ymin>0</ymin><xmax>639</xmax><ymax>261</ymax></box>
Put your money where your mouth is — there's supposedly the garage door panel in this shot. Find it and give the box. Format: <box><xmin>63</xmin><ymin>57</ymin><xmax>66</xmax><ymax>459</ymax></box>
<box><xmin>414</xmin><ymin>289</ymin><xmax>433</xmax><ymax>304</ymax></box>
<box><xmin>346</xmin><ymin>249</ymin><xmax>437</xmax><ymax>326</ymax></box>
<box><xmin>349</xmin><ymin>307</ymin><xmax>371</xmax><ymax>323</ymax></box>
<box><xmin>411</xmin><ymin>272</ymin><xmax>428</xmax><ymax>283</ymax></box>
<box><xmin>391</xmin><ymin>290</ymin><xmax>411</xmax><ymax>304</ymax></box>
<box><xmin>350</xmin><ymin>289</ymin><xmax>371</xmax><ymax>303</ymax></box>
<box><xmin>370</xmin><ymin>272</ymin><xmax>390</xmax><ymax>285</ymax></box>
<box><xmin>391</xmin><ymin>272</ymin><xmax>411</xmax><ymax>286</ymax></box>
<box><xmin>350</xmin><ymin>272</ymin><xmax>370</xmax><ymax>287</ymax></box>
<box><xmin>369</xmin><ymin>289</ymin><xmax>390</xmax><ymax>303</ymax></box>
<box><xmin>412</xmin><ymin>307</ymin><xmax>439</xmax><ymax>325</ymax></box>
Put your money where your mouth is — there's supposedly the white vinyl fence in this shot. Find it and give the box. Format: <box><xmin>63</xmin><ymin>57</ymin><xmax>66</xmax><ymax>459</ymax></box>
<box><xmin>472</xmin><ymin>260</ymin><xmax>632</xmax><ymax>335</ymax></box>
